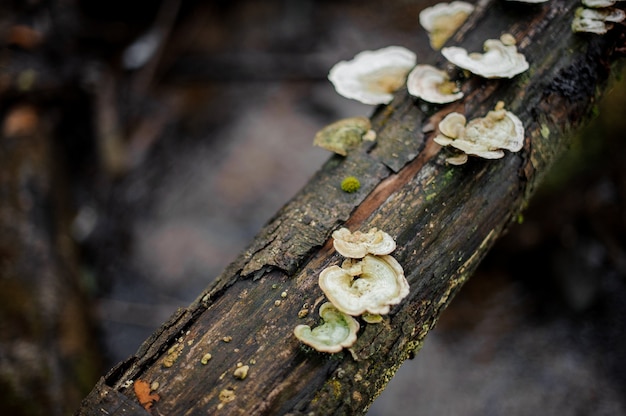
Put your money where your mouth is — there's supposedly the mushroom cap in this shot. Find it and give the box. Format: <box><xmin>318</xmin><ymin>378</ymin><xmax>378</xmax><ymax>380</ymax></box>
<box><xmin>434</xmin><ymin>102</ymin><xmax>525</xmax><ymax>161</ymax></box>
<box><xmin>328</xmin><ymin>46</ymin><xmax>417</xmax><ymax>105</ymax></box>
<box><xmin>319</xmin><ymin>254</ymin><xmax>409</xmax><ymax>316</ymax></box>
<box><xmin>293</xmin><ymin>302</ymin><xmax>360</xmax><ymax>353</ymax></box>
<box><xmin>332</xmin><ymin>227</ymin><xmax>397</xmax><ymax>258</ymax></box>
<box><xmin>437</xmin><ymin>112</ymin><xmax>467</xmax><ymax>139</ymax></box>
<box><xmin>419</xmin><ymin>1</ymin><xmax>475</xmax><ymax>50</ymax></box>
<box><xmin>313</xmin><ymin>117</ymin><xmax>372</xmax><ymax>156</ymax></box>
<box><xmin>407</xmin><ymin>65</ymin><xmax>464</xmax><ymax>104</ymax></box>
<box><xmin>441</xmin><ymin>38</ymin><xmax>529</xmax><ymax>78</ymax></box>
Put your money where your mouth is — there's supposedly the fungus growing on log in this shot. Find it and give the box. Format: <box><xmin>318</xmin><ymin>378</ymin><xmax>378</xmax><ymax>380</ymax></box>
<box><xmin>318</xmin><ymin>255</ymin><xmax>409</xmax><ymax>316</ymax></box>
<box><xmin>331</xmin><ymin>227</ymin><xmax>396</xmax><ymax>258</ymax></box>
<box><xmin>441</xmin><ymin>34</ymin><xmax>529</xmax><ymax>78</ymax></box>
<box><xmin>572</xmin><ymin>6</ymin><xmax>626</xmax><ymax>34</ymax></box>
<box><xmin>293</xmin><ymin>302</ymin><xmax>360</xmax><ymax>353</ymax></box>
<box><xmin>582</xmin><ymin>0</ymin><xmax>618</xmax><ymax>7</ymax></box>
<box><xmin>328</xmin><ymin>46</ymin><xmax>416</xmax><ymax>105</ymax></box>
<box><xmin>407</xmin><ymin>64</ymin><xmax>463</xmax><ymax>104</ymax></box>
<box><xmin>419</xmin><ymin>1</ymin><xmax>475</xmax><ymax>50</ymax></box>
<box><xmin>434</xmin><ymin>101</ymin><xmax>525</xmax><ymax>164</ymax></box>
<box><xmin>313</xmin><ymin>117</ymin><xmax>374</xmax><ymax>156</ymax></box>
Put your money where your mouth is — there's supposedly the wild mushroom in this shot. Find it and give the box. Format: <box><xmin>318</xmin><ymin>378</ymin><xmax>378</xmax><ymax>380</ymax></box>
<box><xmin>572</xmin><ymin>7</ymin><xmax>625</xmax><ymax>34</ymax></box>
<box><xmin>318</xmin><ymin>254</ymin><xmax>409</xmax><ymax>316</ymax></box>
<box><xmin>332</xmin><ymin>227</ymin><xmax>396</xmax><ymax>258</ymax></box>
<box><xmin>293</xmin><ymin>302</ymin><xmax>360</xmax><ymax>353</ymax></box>
<box><xmin>419</xmin><ymin>1</ymin><xmax>475</xmax><ymax>50</ymax></box>
<box><xmin>434</xmin><ymin>101</ymin><xmax>525</xmax><ymax>164</ymax></box>
<box><xmin>407</xmin><ymin>64</ymin><xmax>463</xmax><ymax>104</ymax></box>
<box><xmin>328</xmin><ymin>46</ymin><xmax>417</xmax><ymax>105</ymax></box>
<box><xmin>441</xmin><ymin>34</ymin><xmax>529</xmax><ymax>78</ymax></box>
<box><xmin>313</xmin><ymin>116</ymin><xmax>374</xmax><ymax>156</ymax></box>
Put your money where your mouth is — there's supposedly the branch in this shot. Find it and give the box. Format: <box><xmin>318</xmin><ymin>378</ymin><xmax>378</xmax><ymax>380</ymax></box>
<box><xmin>78</xmin><ymin>0</ymin><xmax>626</xmax><ymax>414</ymax></box>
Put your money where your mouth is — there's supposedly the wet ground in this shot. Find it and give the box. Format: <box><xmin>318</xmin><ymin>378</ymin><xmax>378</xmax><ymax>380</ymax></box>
<box><xmin>73</xmin><ymin>1</ymin><xmax>626</xmax><ymax>414</ymax></box>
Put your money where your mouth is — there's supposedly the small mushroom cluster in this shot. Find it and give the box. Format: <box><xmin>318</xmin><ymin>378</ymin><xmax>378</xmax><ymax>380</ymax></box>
<box><xmin>294</xmin><ymin>228</ymin><xmax>409</xmax><ymax>353</ymax></box>
<box><xmin>572</xmin><ymin>1</ymin><xmax>625</xmax><ymax>34</ymax></box>
<box><xmin>434</xmin><ymin>101</ymin><xmax>525</xmax><ymax>165</ymax></box>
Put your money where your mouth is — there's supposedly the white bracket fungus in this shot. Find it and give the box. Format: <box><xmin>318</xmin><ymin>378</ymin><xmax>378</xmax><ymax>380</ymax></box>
<box><xmin>434</xmin><ymin>101</ymin><xmax>525</xmax><ymax>164</ymax></box>
<box><xmin>293</xmin><ymin>302</ymin><xmax>360</xmax><ymax>353</ymax></box>
<box><xmin>313</xmin><ymin>117</ymin><xmax>374</xmax><ymax>156</ymax></box>
<box><xmin>407</xmin><ymin>64</ymin><xmax>463</xmax><ymax>104</ymax></box>
<box><xmin>332</xmin><ymin>227</ymin><xmax>396</xmax><ymax>258</ymax></box>
<box><xmin>328</xmin><ymin>46</ymin><xmax>417</xmax><ymax>105</ymax></box>
<box><xmin>318</xmin><ymin>255</ymin><xmax>409</xmax><ymax>316</ymax></box>
<box><xmin>419</xmin><ymin>1</ymin><xmax>475</xmax><ymax>50</ymax></box>
<box><xmin>441</xmin><ymin>34</ymin><xmax>529</xmax><ymax>79</ymax></box>
<box><xmin>572</xmin><ymin>6</ymin><xmax>626</xmax><ymax>34</ymax></box>
<box><xmin>582</xmin><ymin>0</ymin><xmax>618</xmax><ymax>6</ymax></box>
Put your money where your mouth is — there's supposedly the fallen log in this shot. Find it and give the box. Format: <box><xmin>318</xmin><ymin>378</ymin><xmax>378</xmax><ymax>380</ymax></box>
<box><xmin>77</xmin><ymin>0</ymin><xmax>626</xmax><ymax>414</ymax></box>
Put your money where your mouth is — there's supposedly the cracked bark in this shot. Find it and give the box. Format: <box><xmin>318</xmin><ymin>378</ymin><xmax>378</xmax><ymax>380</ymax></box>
<box><xmin>77</xmin><ymin>0</ymin><xmax>626</xmax><ymax>414</ymax></box>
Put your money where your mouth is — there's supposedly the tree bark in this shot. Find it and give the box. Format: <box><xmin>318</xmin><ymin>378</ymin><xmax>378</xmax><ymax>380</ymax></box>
<box><xmin>78</xmin><ymin>0</ymin><xmax>626</xmax><ymax>414</ymax></box>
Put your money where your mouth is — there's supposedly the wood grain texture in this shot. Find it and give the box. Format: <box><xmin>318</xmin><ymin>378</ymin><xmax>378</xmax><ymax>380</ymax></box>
<box><xmin>77</xmin><ymin>0</ymin><xmax>626</xmax><ymax>414</ymax></box>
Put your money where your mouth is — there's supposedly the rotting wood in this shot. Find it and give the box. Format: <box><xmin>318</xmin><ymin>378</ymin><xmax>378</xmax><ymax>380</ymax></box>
<box><xmin>77</xmin><ymin>0</ymin><xmax>626</xmax><ymax>415</ymax></box>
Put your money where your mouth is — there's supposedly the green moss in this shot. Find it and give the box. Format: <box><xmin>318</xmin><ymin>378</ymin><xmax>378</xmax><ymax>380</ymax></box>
<box><xmin>341</xmin><ymin>176</ymin><xmax>361</xmax><ymax>193</ymax></box>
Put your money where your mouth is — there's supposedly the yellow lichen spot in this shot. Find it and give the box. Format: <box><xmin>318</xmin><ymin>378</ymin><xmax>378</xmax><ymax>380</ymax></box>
<box><xmin>274</xmin><ymin>300</ymin><xmax>282</xmax><ymax>307</ymax></box>
<box><xmin>341</xmin><ymin>176</ymin><xmax>361</xmax><ymax>193</ymax></box>
<box><xmin>297</xmin><ymin>308</ymin><xmax>309</xmax><ymax>319</ymax></box>
<box><xmin>150</xmin><ymin>381</ymin><xmax>159</xmax><ymax>391</ymax></box>
<box><xmin>222</xmin><ymin>336</ymin><xmax>232</xmax><ymax>343</ymax></box>
<box><xmin>234</xmin><ymin>365</ymin><xmax>250</xmax><ymax>380</ymax></box>
<box><xmin>201</xmin><ymin>353</ymin><xmax>212</xmax><ymax>365</ymax></box>
<box><xmin>218</xmin><ymin>388</ymin><xmax>236</xmax><ymax>408</ymax></box>
<box><xmin>280</xmin><ymin>291</ymin><xmax>288</xmax><ymax>298</ymax></box>
<box><xmin>162</xmin><ymin>343</ymin><xmax>184</xmax><ymax>368</ymax></box>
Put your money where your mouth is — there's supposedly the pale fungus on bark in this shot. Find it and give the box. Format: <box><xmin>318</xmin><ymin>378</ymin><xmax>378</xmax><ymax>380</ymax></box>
<box><xmin>328</xmin><ymin>46</ymin><xmax>417</xmax><ymax>105</ymax></box>
<box><xmin>419</xmin><ymin>1</ymin><xmax>475</xmax><ymax>50</ymax></box>
<box><xmin>293</xmin><ymin>302</ymin><xmax>360</xmax><ymax>353</ymax></box>
<box><xmin>318</xmin><ymin>255</ymin><xmax>409</xmax><ymax>316</ymax></box>
<box><xmin>441</xmin><ymin>34</ymin><xmax>529</xmax><ymax>78</ymax></box>
<box><xmin>572</xmin><ymin>7</ymin><xmax>626</xmax><ymax>34</ymax></box>
<box><xmin>313</xmin><ymin>116</ymin><xmax>374</xmax><ymax>156</ymax></box>
<box><xmin>331</xmin><ymin>227</ymin><xmax>396</xmax><ymax>258</ymax></box>
<box><xmin>582</xmin><ymin>0</ymin><xmax>618</xmax><ymax>7</ymax></box>
<box><xmin>434</xmin><ymin>101</ymin><xmax>525</xmax><ymax>164</ymax></box>
<box><xmin>406</xmin><ymin>64</ymin><xmax>464</xmax><ymax>104</ymax></box>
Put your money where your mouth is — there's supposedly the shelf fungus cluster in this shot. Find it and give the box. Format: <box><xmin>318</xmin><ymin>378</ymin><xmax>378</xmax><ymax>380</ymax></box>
<box><xmin>294</xmin><ymin>228</ymin><xmax>408</xmax><ymax>353</ymax></box>
<box><xmin>442</xmin><ymin>34</ymin><xmax>529</xmax><ymax>79</ymax></box>
<box><xmin>328</xmin><ymin>46</ymin><xmax>417</xmax><ymax>105</ymax></box>
<box><xmin>434</xmin><ymin>101</ymin><xmax>525</xmax><ymax>165</ymax></box>
<box><xmin>572</xmin><ymin>4</ymin><xmax>625</xmax><ymax>34</ymax></box>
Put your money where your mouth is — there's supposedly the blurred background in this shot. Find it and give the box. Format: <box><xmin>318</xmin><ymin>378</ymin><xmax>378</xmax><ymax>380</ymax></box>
<box><xmin>1</xmin><ymin>0</ymin><xmax>625</xmax><ymax>414</ymax></box>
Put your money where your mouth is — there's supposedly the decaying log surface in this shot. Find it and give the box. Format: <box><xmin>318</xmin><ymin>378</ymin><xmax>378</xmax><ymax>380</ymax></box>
<box><xmin>78</xmin><ymin>0</ymin><xmax>626</xmax><ymax>414</ymax></box>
